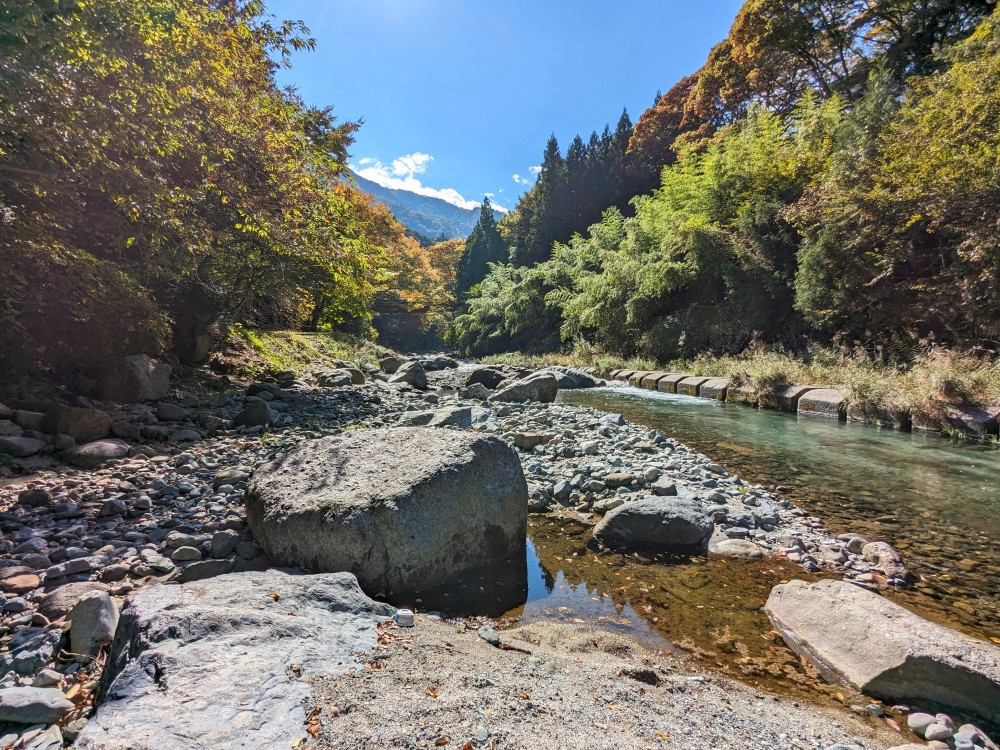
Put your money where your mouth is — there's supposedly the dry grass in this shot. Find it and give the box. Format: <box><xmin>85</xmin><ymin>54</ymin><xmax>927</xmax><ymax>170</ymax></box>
<box><xmin>482</xmin><ymin>344</ymin><xmax>1000</xmax><ymax>416</ymax></box>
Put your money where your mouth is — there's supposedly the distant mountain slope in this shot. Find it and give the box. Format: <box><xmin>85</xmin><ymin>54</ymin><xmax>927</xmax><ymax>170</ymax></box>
<box><xmin>348</xmin><ymin>170</ymin><xmax>499</xmax><ymax>240</ymax></box>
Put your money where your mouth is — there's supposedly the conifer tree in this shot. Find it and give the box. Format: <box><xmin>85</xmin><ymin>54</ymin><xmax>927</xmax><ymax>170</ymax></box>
<box><xmin>455</xmin><ymin>197</ymin><xmax>506</xmax><ymax>297</ymax></box>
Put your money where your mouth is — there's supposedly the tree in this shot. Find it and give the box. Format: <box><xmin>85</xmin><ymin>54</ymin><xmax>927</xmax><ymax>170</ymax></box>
<box><xmin>455</xmin><ymin>198</ymin><xmax>507</xmax><ymax>296</ymax></box>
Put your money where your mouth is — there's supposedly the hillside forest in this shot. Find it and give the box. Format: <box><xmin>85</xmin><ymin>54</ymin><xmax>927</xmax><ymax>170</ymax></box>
<box><xmin>2</xmin><ymin>0</ymin><xmax>1000</xmax><ymax>388</ymax></box>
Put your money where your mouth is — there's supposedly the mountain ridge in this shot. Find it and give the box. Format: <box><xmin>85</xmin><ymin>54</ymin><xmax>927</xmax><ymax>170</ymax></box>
<box><xmin>348</xmin><ymin>169</ymin><xmax>502</xmax><ymax>241</ymax></box>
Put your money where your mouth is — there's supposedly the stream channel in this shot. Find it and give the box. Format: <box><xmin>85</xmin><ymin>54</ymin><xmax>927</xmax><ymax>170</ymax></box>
<box><xmin>475</xmin><ymin>384</ymin><xmax>1000</xmax><ymax>716</ymax></box>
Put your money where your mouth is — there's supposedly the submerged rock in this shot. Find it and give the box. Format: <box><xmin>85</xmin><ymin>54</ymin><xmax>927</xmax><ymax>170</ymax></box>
<box><xmin>245</xmin><ymin>427</ymin><xmax>527</xmax><ymax>600</ymax></box>
<box><xmin>765</xmin><ymin>578</ymin><xmax>1000</xmax><ymax>722</ymax></box>
<box><xmin>593</xmin><ymin>496</ymin><xmax>713</xmax><ymax>552</ymax></box>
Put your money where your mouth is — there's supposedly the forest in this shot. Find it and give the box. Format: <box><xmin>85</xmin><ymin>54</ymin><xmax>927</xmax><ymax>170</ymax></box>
<box><xmin>3</xmin><ymin>0</ymin><xmax>1000</xmax><ymax>388</ymax></box>
<box><xmin>0</xmin><ymin>0</ymin><xmax>459</xmax><ymax>383</ymax></box>
<box><xmin>451</xmin><ymin>0</ymin><xmax>1000</xmax><ymax>369</ymax></box>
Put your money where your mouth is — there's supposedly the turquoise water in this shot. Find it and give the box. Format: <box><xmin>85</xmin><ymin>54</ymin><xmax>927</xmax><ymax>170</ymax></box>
<box><xmin>559</xmin><ymin>386</ymin><xmax>1000</xmax><ymax>638</ymax></box>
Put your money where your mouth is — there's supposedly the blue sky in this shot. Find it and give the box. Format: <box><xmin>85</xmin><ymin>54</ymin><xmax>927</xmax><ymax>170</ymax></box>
<box><xmin>273</xmin><ymin>1</ymin><xmax>743</xmax><ymax>211</ymax></box>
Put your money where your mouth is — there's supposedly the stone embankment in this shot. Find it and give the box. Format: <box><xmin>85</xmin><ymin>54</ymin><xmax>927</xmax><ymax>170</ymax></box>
<box><xmin>0</xmin><ymin>353</ymin><xmax>996</xmax><ymax>748</ymax></box>
<box><xmin>602</xmin><ymin>369</ymin><xmax>1000</xmax><ymax>441</ymax></box>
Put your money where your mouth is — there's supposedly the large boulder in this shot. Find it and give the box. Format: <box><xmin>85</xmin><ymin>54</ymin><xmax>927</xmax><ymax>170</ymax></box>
<box><xmin>464</xmin><ymin>367</ymin><xmax>506</xmax><ymax>390</ymax></box>
<box><xmin>245</xmin><ymin>428</ymin><xmax>527</xmax><ymax>600</ymax></box>
<box><xmin>62</xmin><ymin>439</ymin><xmax>129</xmax><ymax>468</ymax></box>
<box><xmin>40</xmin><ymin>404</ymin><xmax>111</xmax><ymax>442</ymax></box>
<box><xmin>540</xmin><ymin>366</ymin><xmax>600</xmax><ymax>389</ymax></box>
<box><xmin>99</xmin><ymin>354</ymin><xmax>171</xmax><ymax>403</ymax></box>
<box><xmin>765</xmin><ymin>578</ymin><xmax>1000</xmax><ymax>722</ymax></box>
<box><xmin>387</xmin><ymin>360</ymin><xmax>427</xmax><ymax>390</ymax></box>
<box><xmin>490</xmin><ymin>372</ymin><xmax>558</xmax><ymax>404</ymax></box>
<box><xmin>0</xmin><ymin>687</ymin><xmax>74</xmax><ymax>725</ymax></box>
<box><xmin>0</xmin><ymin>436</ymin><xmax>45</xmax><ymax>457</ymax></box>
<box><xmin>593</xmin><ymin>496</ymin><xmax>713</xmax><ymax>551</ymax></box>
<box><xmin>75</xmin><ymin>571</ymin><xmax>392</xmax><ymax>750</ymax></box>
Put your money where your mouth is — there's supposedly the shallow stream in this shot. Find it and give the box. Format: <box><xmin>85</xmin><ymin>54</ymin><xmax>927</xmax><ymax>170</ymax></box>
<box><xmin>465</xmin><ymin>385</ymin><xmax>1000</xmax><ymax>719</ymax></box>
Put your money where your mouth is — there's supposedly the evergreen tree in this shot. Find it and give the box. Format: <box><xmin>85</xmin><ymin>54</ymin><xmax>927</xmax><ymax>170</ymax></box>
<box><xmin>455</xmin><ymin>197</ymin><xmax>507</xmax><ymax>297</ymax></box>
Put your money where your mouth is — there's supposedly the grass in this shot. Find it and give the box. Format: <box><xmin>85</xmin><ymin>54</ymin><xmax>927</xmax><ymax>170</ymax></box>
<box><xmin>221</xmin><ymin>325</ymin><xmax>393</xmax><ymax>379</ymax></box>
<box><xmin>482</xmin><ymin>343</ymin><xmax>1000</xmax><ymax>418</ymax></box>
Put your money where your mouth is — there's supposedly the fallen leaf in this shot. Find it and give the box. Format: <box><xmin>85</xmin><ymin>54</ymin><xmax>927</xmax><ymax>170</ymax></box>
<box><xmin>267</xmin><ymin>593</ymin><xmax>281</xmax><ymax>601</ymax></box>
<box><xmin>516</xmin><ymin>691</ymin><xmax>530</xmax><ymax>700</ymax></box>
<box><xmin>462</xmin><ymin>743</ymin><xmax>474</xmax><ymax>750</ymax></box>
<box><xmin>435</xmin><ymin>738</ymin><xmax>449</xmax><ymax>746</ymax></box>
<box><xmin>426</xmin><ymin>687</ymin><xmax>438</xmax><ymax>698</ymax></box>
<box><xmin>991</xmin><ymin>637</ymin><xmax>1000</xmax><ymax>645</ymax></box>
<box><xmin>885</xmin><ymin>717</ymin><xmax>901</xmax><ymax>732</ymax></box>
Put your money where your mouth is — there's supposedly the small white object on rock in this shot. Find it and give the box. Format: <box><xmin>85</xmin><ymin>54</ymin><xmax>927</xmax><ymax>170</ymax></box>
<box><xmin>394</xmin><ymin>609</ymin><xmax>415</xmax><ymax>627</ymax></box>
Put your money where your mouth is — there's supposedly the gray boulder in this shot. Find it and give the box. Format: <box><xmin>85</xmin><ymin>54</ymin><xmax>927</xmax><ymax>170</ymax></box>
<box><xmin>459</xmin><ymin>383</ymin><xmax>491</xmax><ymax>400</ymax></box>
<box><xmin>0</xmin><ymin>687</ymin><xmax>74</xmax><ymax>725</ymax></box>
<box><xmin>540</xmin><ymin>366</ymin><xmax>600</xmax><ymax>389</ymax></box>
<box><xmin>74</xmin><ymin>571</ymin><xmax>392</xmax><ymax>750</ymax></box>
<box><xmin>245</xmin><ymin>428</ymin><xmax>527</xmax><ymax>599</ymax></box>
<box><xmin>765</xmin><ymin>578</ymin><xmax>1000</xmax><ymax>722</ymax></box>
<box><xmin>379</xmin><ymin>355</ymin><xmax>404</xmax><ymax>374</ymax></box>
<box><xmin>99</xmin><ymin>354</ymin><xmax>171</xmax><ymax>402</ymax></box>
<box><xmin>69</xmin><ymin>590</ymin><xmax>120</xmax><ymax>657</ymax></box>
<box><xmin>41</xmin><ymin>404</ymin><xmax>112</xmax><ymax>441</ymax></box>
<box><xmin>420</xmin><ymin>355</ymin><xmax>459</xmax><ymax>371</ymax></box>
<box><xmin>593</xmin><ymin>496</ymin><xmax>713</xmax><ymax>551</ymax></box>
<box><xmin>490</xmin><ymin>372</ymin><xmax>558</xmax><ymax>404</ymax></box>
<box><xmin>63</xmin><ymin>439</ymin><xmax>129</xmax><ymax>468</ymax></box>
<box><xmin>0</xmin><ymin>626</ymin><xmax>62</xmax><ymax>675</ymax></box>
<box><xmin>316</xmin><ymin>369</ymin><xmax>354</xmax><ymax>388</ymax></box>
<box><xmin>464</xmin><ymin>367</ymin><xmax>506</xmax><ymax>390</ymax></box>
<box><xmin>0</xmin><ymin>436</ymin><xmax>46</xmax><ymax>457</ymax></box>
<box><xmin>232</xmin><ymin>400</ymin><xmax>274</xmax><ymax>428</ymax></box>
<box><xmin>387</xmin><ymin>360</ymin><xmax>427</xmax><ymax>389</ymax></box>
<box><xmin>39</xmin><ymin>582</ymin><xmax>111</xmax><ymax>620</ymax></box>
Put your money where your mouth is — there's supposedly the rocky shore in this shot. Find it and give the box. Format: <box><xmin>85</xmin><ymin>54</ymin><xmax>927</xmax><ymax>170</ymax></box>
<box><xmin>0</xmin><ymin>355</ymin><xmax>996</xmax><ymax>748</ymax></box>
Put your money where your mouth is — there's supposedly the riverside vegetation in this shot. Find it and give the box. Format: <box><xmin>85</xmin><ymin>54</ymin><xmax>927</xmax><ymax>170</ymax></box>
<box><xmin>2</xmin><ymin>0</ymin><xmax>1000</xmax><ymax>748</ymax></box>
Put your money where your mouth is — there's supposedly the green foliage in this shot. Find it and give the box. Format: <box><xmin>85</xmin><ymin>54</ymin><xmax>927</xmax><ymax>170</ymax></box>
<box><xmin>454</xmin><ymin>197</ymin><xmax>506</xmax><ymax>296</ymax></box>
<box><xmin>0</xmin><ymin>0</ymin><xmax>408</xmax><ymax>380</ymax></box>
<box><xmin>455</xmin><ymin>4</ymin><xmax>1000</xmax><ymax>368</ymax></box>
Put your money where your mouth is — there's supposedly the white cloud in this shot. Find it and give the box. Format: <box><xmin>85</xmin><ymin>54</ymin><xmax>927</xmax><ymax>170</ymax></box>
<box><xmin>512</xmin><ymin>173</ymin><xmax>530</xmax><ymax>185</ymax></box>
<box><xmin>528</xmin><ymin>165</ymin><xmax>541</xmax><ymax>175</ymax></box>
<box><xmin>353</xmin><ymin>152</ymin><xmax>480</xmax><ymax>210</ymax></box>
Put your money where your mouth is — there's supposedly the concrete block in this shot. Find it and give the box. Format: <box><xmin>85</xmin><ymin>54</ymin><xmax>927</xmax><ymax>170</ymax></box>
<box><xmin>676</xmin><ymin>376</ymin><xmax>710</xmax><ymax>396</ymax></box>
<box><xmin>640</xmin><ymin>372</ymin><xmax>670</xmax><ymax>390</ymax></box>
<box><xmin>798</xmin><ymin>388</ymin><xmax>846</xmax><ymax>420</ymax></box>
<box><xmin>760</xmin><ymin>385</ymin><xmax>815</xmax><ymax>412</ymax></box>
<box><xmin>726</xmin><ymin>384</ymin><xmax>758</xmax><ymax>406</ymax></box>
<box><xmin>912</xmin><ymin>403</ymin><xmax>1000</xmax><ymax>439</ymax></box>
<box><xmin>847</xmin><ymin>402</ymin><xmax>911</xmax><ymax>430</ymax></box>
<box><xmin>628</xmin><ymin>371</ymin><xmax>652</xmax><ymax>387</ymax></box>
<box><xmin>613</xmin><ymin>370</ymin><xmax>634</xmax><ymax>382</ymax></box>
<box><xmin>698</xmin><ymin>378</ymin><xmax>730</xmax><ymax>400</ymax></box>
<box><xmin>655</xmin><ymin>374</ymin><xmax>687</xmax><ymax>394</ymax></box>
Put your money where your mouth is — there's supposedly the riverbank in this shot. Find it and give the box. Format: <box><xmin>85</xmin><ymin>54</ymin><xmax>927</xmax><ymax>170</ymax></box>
<box><xmin>481</xmin><ymin>347</ymin><xmax>1000</xmax><ymax>442</ymax></box>
<box><xmin>0</xmin><ymin>354</ymin><xmax>996</xmax><ymax>747</ymax></box>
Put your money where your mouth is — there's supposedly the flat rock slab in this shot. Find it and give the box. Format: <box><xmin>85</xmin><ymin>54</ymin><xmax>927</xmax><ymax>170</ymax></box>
<box><xmin>797</xmin><ymin>389</ymin><xmax>846</xmax><ymax>420</ymax></box>
<box><xmin>627</xmin><ymin>371</ymin><xmax>652</xmax><ymax>386</ymax></box>
<box><xmin>765</xmin><ymin>578</ymin><xmax>1000</xmax><ymax>722</ymax></box>
<box><xmin>75</xmin><ymin>571</ymin><xmax>392</xmax><ymax>750</ymax></box>
<box><xmin>246</xmin><ymin>428</ymin><xmax>527</xmax><ymax>601</ymax></box>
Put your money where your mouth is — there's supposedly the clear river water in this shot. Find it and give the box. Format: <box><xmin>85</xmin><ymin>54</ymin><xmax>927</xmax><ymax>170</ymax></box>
<box><xmin>462</xmin><ymin>384</ymin><xmax>1000</xmax><ymax>714</ymax></box>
